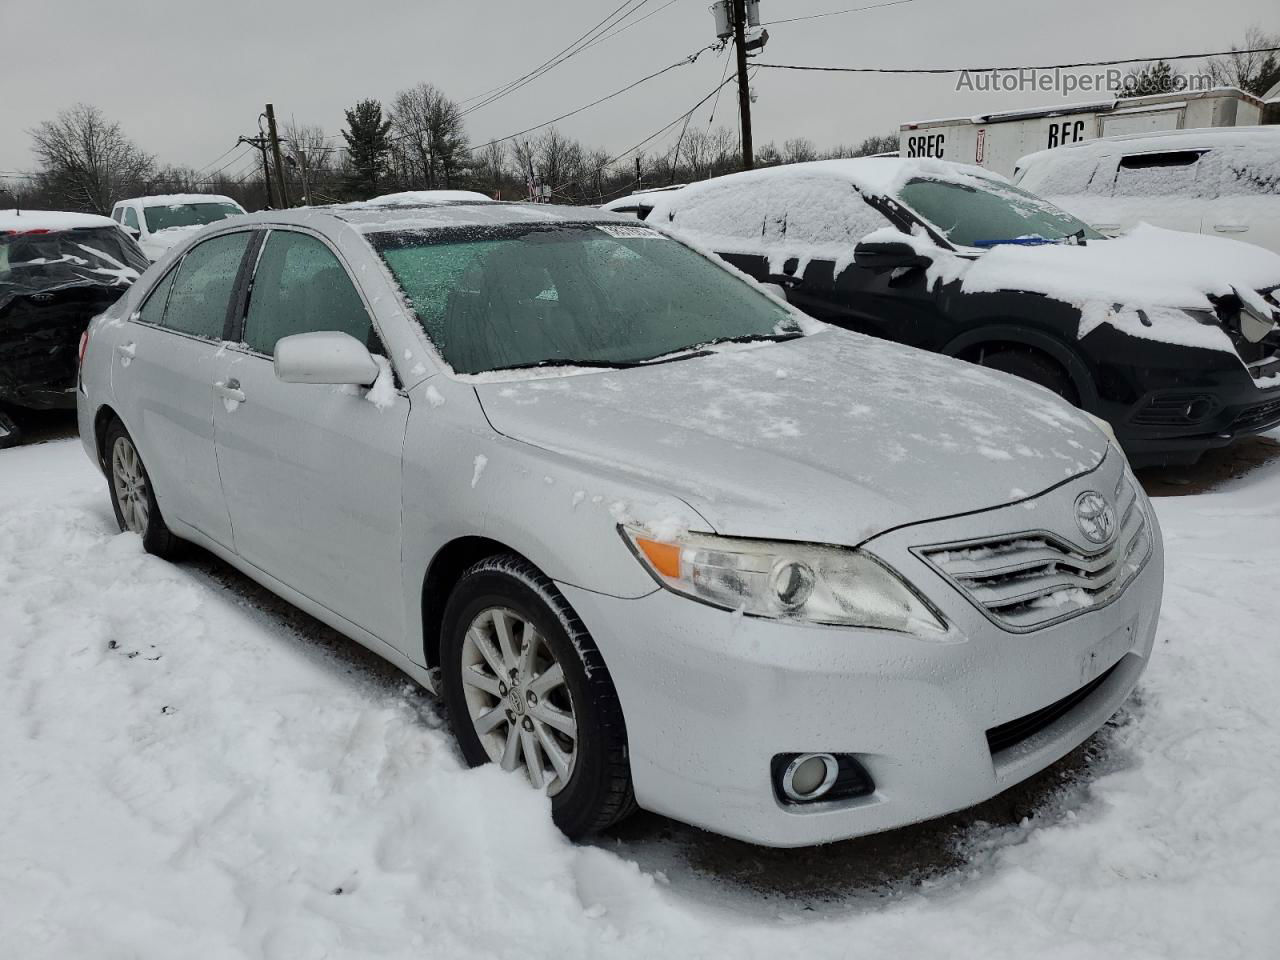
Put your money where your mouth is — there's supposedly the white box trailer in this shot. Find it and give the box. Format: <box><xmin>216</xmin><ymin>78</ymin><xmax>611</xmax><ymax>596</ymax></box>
<box><xmin>900</xmin><ymin>88</ymin><xmax>1264</xmax><ymax>178</ymax></box>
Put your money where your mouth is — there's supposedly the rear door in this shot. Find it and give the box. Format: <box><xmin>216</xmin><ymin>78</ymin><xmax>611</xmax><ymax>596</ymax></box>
<box><xmin>211</xmin><ymin>228</ymin><xmax>408</xmax><ymax>645</ymax></box>
<box><xmin>111</xmin><ymin>230</ymin><xmax>255</xmax><ymax>547</ymax></box>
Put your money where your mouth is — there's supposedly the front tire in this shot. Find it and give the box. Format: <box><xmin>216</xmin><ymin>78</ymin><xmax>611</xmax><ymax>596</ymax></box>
<box><xmin>440</xmin><ymin>555</ymin><xmax>635</xmax><ymax>838</ymax></box>
<box><xmin>979</xmin><ymin>348</ymin><xmax>1080</xmax><ymax>406</ymax></box>
<box><xmin>103</xmin><ymin>419</ymin><xmax>179</xmax><ymax>558</ymax></box>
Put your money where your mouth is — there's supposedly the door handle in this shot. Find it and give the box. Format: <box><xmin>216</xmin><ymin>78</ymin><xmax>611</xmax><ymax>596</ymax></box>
<box><xmin>1213</xmin><ymin>224</ymin><xmax>1249</xmax><ymax>234</ymax></box>
<box><xmin>115</xmin><ymin>342</ymin><xmax>136</xmax><ymax>366</ymax></box>
<box><xmin>214</xmin><ymin>378</ymin><xmax>246</xmax><ymax>404</ymax></box>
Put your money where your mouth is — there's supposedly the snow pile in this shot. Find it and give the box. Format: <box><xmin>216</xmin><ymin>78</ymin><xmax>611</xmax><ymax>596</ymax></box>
<box><xmin>4</xmin><ymin>439</ymin><xmax>1280</xmax><ymax>958</ymax></box>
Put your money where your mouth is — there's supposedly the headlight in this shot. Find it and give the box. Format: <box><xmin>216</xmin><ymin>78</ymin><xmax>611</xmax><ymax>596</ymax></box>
<box><xmin>622</xmin><ymin>526</ymin><xmax>946</xmax><ymax>634</ymax></box>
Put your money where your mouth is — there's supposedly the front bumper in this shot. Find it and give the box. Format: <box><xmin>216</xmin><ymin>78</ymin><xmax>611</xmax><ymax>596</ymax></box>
<box><xmin>563</xmin><ymin>455</ymin><xmax>1163</xmax><ymax>847</ymax></box>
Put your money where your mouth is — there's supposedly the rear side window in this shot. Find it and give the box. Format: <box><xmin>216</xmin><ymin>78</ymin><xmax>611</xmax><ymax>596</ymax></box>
<box><xmin>1112</xmin><ymin>151</ymin><xmax>1205</xmax><ymax>197</ymax></box>
<box><xmin>242</xmin><ymin>231</ymin><xmax>380</xmax><ymax>356</ymax></box>
<box><xmin>669</xmin><ymin>177</ymin><xmax>890</xmax><ymax>250</ymax></box>
<box><xmin>161</xmin><ymin>232</ymin><xmax>251</xmax><ymax>339</ymax></box>
<box><xmin>136</xmin><ymin>268</ymin><xmax>177</xmax><ymax>326</ymax></box>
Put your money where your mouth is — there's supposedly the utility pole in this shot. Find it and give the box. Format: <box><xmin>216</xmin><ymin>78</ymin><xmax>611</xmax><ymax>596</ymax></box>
<box><xmin>265</xmin><ymin>103</ymin><xmax>290</xmax><ymax>208</ymax></box>
<box><xmin>635</xmin><ymin>156</ymin><xmax>643</xmax><ymax>193</ymax></box>
<box><xmin>732</xmin><ymin>0</ymin><xmax>754</xmax><ymax>170</ymax></box>
<box><xmin>238</xmin><ymin>133</ymin><xmax>274</xmax><ymax>208</ymax></box>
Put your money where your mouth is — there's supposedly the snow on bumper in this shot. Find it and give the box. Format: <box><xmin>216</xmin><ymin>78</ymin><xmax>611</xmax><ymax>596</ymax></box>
<box><xmin>563</xmin><ymin>457</ymin><xmax>1164</xmax><ymax>848</ymax></box>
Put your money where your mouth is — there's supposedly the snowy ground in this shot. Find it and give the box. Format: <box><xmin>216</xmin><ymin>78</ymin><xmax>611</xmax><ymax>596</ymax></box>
<box><xmin>3</xmin><ymin>437</ymin><xmax>1279</xmax><ymax>959</ymax></box>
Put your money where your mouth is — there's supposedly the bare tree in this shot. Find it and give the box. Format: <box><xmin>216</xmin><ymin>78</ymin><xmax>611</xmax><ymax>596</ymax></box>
<box><xmin>782</xmin><ymin>137</ymin><xmax>819</xmax><ymax>164</ymax></box>
<box><xmin>850</xmin><ymin>132</ymin><xmax>899</xmax><ymax>157</ymax></box>
<box><xmin>390</xmin><ymin>83</ymin><xmax>470</xmax><ymax>190</ymax></box>
<box><xmin>1207</xmin><ymin>26</ymin><xmax>1280</xmax><ymax>96</ymax></box>
<box><xmin>282</xmin><ymin>121</ymin><xmax>333</xmax><ymax>204</ymax></box>
<box><xmin>473</xmin><ymin>141</ymin><xmax>509</xmax><ymax>198</ymax></box>
<box><xmin>534</xmin><ymin>128</ymin><xmax>582</xmax><ymax>199</ymax></box>
<box><xmin>29</xmin><ymin>103</ymin><xmax>154</xmax><ymax>213</ymax></box>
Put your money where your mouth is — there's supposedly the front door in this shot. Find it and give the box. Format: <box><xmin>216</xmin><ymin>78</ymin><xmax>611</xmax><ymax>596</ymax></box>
<box><xmin>212</xmin><ymin>228</ymin><xmax>409</xmax><ymax>646</ymax></box>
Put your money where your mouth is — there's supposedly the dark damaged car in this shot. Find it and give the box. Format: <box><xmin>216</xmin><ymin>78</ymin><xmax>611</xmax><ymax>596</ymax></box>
<box><xmin>647</xmin><ymin>158</ymin><xmax>1280</xmax><ymax>466</ymax></box>
<box><xmin>1</xmin><ymin>211</ymin><xmax>148</xmax><ymax>446</ymax></box>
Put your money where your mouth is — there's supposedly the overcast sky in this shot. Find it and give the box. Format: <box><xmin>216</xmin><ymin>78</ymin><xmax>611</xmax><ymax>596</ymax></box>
<box><xmin>1</xmin><ymin>0</ymin><xmax>1275</xmax><ymax>183</ymax></box>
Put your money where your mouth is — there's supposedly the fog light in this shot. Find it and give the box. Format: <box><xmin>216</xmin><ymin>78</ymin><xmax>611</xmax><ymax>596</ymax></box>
<box><xmin>781</xmin><ymin>753</ymin><xmax>838</xmax><ymax>802</ymax></box>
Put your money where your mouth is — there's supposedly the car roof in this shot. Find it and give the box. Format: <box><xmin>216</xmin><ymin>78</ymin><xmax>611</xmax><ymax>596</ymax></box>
<box><xmin>1018</xmin><ymin>126</ymin><xmax>1280</xmax><ymax>168</ymax></box>
<box><xmin>1</xmin><ymin>209</ymin><xmax>121</xmax><ymax>232</ymax></box>
<box><xmin>117</xmin><ymin>193</ymin><xmax>241</xmax><ymax>208</ymax></box>
<box><xmin>233</xmin><ymin>200</ymin><xmax>639</xmax><ymax>234</ymax></box>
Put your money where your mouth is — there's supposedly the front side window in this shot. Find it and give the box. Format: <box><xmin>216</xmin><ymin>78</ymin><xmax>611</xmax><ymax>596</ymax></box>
<box><xmin>242</xmin><ymin>231</ymin><xmax>379</xmax><ymax>356</ymax></box>
<box><xmin>142</xmin><ymin>202</ymin><xmax>243</xmax><ymax>233</ymax></box>
<box><xmin>372</xmin><ymin>222</ymin><xmax>799</xmax><ymax>375</ymax></box>
<box><xmin>897</xmin><ymin>177</ymin><xmax>1102</xmax><ymax>248</ymax></box>
<box><xmin>161</xmin><ymin>232</ymin><xmax>252</xmax><ymax>339</ymax></box>
<box><xmin>123</xmin><ymin>207</ymin><xmax>140</xmax><ymax>231</ymax></box>
<box><xmin>1201</xmin><ymin>146</ymin><xmax>1280</xmax><ymax>198</ymax></box>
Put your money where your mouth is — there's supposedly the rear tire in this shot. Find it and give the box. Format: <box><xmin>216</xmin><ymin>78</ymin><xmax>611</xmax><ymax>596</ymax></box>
<box><xmin>0</xmin><ymin>407</ymin><xmax>21</xmax><ymax>449</ymax></box>
<box><xmin>440</xmin><ymin>554</ymin><xmax>635</xmax><ymax>839</ymax></box>
<box><xmin>979</xmin><ymin>348</ymin><xmax>1080</xmax><ymax>406</ymax></box>
<box><xmin>103</xmin><ymin>418</ymin><xmax>180</xmax><ymax>559</ymax></box>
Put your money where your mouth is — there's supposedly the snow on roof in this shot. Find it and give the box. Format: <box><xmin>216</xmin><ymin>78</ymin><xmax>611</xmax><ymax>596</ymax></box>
<box><xmin>1</xmin><ymin>209</ymin><xmax>120</xmax><ymax>232</ymax></box>
<box><xmin>123</xmin><ymin>194</ymin><xmax>241</xmax><ymax>209</ymax></box>
<box><xmin>244</xmin><ymin>200</ymin><xmax>631</xmax><ymax>235</ymax></box>
<box><xmin>1016</xmin><ymin>125</ymin><xmax>1280</xmax><ymax>171</ymax></box>
<box><xmin>363</xmin><ymin>190</ymin><xmax>495</xmax><ymax>207</ymax></box>
<box><xmin>600</xmin><ymin>184</ymin><xmax>689</xmax><ymax>211</ymax></box>
<box><xmin>903</xmin><ymin>87</ymin><xmax>1262</xmax><ymax>130</ymax></box>
<box><xmin>648</xmin><ymin>158</ymin><xmax>1004</xmax><ymax>217</ymax></box>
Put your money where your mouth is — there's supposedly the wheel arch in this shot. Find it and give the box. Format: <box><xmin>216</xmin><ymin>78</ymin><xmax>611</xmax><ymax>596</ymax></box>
<box><xmin>420</xmin><ymin>536</ymin><xmax>535</xmax><ymax>669</ymax></box>
<box><xmin>92</xmin><ymin>403</ymin><xmax>122</xmax><ymax>473</ymax></box>
<box><xmin>943</xmin><ymin>324</ymin><xmax>1099</xmax><ymax>408</ymax></box>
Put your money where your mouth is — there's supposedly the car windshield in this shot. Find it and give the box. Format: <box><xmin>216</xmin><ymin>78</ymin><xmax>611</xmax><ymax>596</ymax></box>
<box><xmin>142</xmin><ymin>201</ymin><xmax>243</xmax><ymax>233</ymax></box>
<box><xmin>370</xmin><ymin>222</ymin><xmax>801</xmax><ymax>375</ymax></box>
<box><xmin>896</xmin><ymin>177</ymin><xmax>1103</xmax><ymax>248</ymax></box>
<box><xmin>0</xmin><ymin>226</ymin><xmax>148</xmax><ymax>304</ymax></box>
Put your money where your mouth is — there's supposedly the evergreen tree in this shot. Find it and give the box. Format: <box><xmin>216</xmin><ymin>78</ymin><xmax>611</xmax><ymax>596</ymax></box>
<box><xmin>341</xmin><ymin>99</ymin><xmax>393</xmax><ymax>199</ymax></box>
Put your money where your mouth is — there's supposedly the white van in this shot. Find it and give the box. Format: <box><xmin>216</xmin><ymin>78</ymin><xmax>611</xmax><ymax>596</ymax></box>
<box><xmin>110</xmin><ymin>194</ymin><xmax>246</xmax><ymax>261</ymax></box>
<box><xmin>1014</xmin><ymin>127</ymin><xmax>1280</xmax><ymax>254</ymax></box>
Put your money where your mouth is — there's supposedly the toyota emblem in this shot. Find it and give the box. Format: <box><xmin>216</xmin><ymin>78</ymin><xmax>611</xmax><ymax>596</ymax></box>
<box><xmin>1074</xmin><ymin>491</ymin><xmax>1117</xmax><ymax>545</ymax></box>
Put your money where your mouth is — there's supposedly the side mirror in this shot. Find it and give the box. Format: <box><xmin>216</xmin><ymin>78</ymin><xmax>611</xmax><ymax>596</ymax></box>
<box><xmin>760</xmin><ymin>282</ymin><xmax>789</xmax><ymax>302</ymax></box>
<box><xmin>123</xmin><ymin>225</ymin><xmax>141</xmax><ymax>239</ymax></box>
<box><xmin>274</xmin><ymin>331</ymin><xmax>379</xmax><ymax>386</ymax></box>
<box><xmin>853</xmin><ymin>240</ymin><xmax>932</xmax><ymax>272</ymax></box>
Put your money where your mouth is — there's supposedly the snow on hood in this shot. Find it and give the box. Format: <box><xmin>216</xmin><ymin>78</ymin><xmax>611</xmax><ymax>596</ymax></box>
<box><xmin>474</xmin><ymin>330</ymin><xmax>1108</xmax><ymax>546</ymax></box>
<box><xmin>878</xmin><ymin>223</ymin><xmax>1280</xmax><ymax>348</ymax></box>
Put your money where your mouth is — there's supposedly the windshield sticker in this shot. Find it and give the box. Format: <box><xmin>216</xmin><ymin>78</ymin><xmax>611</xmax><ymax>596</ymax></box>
<box><xmin>597</xmin><ymin>224</ymin><xmax>665</xmax><ymax>240</ymax></box>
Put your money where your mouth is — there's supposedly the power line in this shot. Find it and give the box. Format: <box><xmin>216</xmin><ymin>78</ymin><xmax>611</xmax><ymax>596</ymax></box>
<box><xmin>762</xmin><ymin>0</ymin><xmax>914</xmax><ymax>26</ymax></box>
<box><xmin>754</xmin><ymin>44</ymin><xmax>1280</xmax><ymax>75</ymax></box>
<box><xmin>189</xmin><ymin>142</ymin><xmax>245</xmax><ymax>179</ymax></box>
<box><xmin>469</xmin><ymin>43</ymin><xmax>722</xmax><ymax>154</ymax></box>
<box><xmin>462</xmin><ymin>0</ymin><xmax>652</xmax><ymax>117</ymax></box>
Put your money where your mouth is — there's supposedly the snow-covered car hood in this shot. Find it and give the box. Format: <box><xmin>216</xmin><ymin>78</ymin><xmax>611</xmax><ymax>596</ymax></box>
<box><xmin>473</xmin><ymin>330</ymin><xmax>1108</xmax><ymax>546</ymax></box>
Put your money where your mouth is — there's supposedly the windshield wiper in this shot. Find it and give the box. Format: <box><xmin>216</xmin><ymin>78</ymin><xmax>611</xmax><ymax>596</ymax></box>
<box><xmin>642</xmin><ymin>331</ymin><xmax>805</xmax><ymax>365</ymax></box>
<box><xmin>484</xmin><ymin>358</ymin><xmax>645</xmax><ymax>373</ymax></box>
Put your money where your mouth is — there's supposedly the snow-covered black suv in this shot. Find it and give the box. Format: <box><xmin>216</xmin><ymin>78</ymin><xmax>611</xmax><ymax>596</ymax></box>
<box><xmin>648</xmin><ymin>158</ymin><xmax>1280</xmax><ymax>466</ymax></box>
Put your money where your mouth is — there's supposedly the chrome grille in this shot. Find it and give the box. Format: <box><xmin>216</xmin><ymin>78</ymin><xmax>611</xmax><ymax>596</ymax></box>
<box><xmin>917</xmin><ymin>475</ymin><xmax>1152</xmax><ymax>632</ymax></box>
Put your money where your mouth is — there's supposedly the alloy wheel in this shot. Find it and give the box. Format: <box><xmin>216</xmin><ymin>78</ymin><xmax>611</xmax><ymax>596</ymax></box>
<box><xmin>111</xmin><ymin>436</ymin><xmax>150</xmax><ymax>535</ymax></box>
<box><xmin>459</xmin><ymin>606</ymin><xmax>578</xmax><ymax>795</ymax></box>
